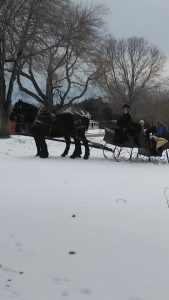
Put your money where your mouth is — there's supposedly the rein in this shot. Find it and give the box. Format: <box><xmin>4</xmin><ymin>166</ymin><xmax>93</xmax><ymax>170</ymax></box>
<box><xmin>32</xmin><ymin>106</ymin><xmax>44</xmax><ymax>128</ymax></box>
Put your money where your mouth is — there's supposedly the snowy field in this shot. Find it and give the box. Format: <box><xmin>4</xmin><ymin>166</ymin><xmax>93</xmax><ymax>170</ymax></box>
<box><xmin>1</xmin><ymin>135</ymin><xmax>169</xmax><ymax>300</ymax></box>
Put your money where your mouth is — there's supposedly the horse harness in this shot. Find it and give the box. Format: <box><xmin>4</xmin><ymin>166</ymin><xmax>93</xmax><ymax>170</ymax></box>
<box><xmin>32</xmin><ymin>109</ymin><xmax>87</xmax><ymax>138</ymax></box>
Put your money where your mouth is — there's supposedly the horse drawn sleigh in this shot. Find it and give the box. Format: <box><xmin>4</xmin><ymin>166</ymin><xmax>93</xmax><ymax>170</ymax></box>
<box><xmin>9</xmin><ymin>100</ymin><xmax>169</xmax><ymax>163</ymax></box>
<box><xmin>103</xmin><ymin>127</ymin><xmax>169</xmax><ymax>163</ymax></box>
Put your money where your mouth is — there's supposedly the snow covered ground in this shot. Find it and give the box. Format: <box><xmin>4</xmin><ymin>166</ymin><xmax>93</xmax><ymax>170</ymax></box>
<box><xmin>0</xmin><ymin>135</ymin><xmax>169</xmax><ymax>300</ymax></box>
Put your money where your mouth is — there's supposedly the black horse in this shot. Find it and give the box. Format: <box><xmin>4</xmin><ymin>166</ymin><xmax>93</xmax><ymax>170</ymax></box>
<box><xmin>9</xmin><ymin>100</ymin><xmax>90</xmax><ymax>159</ymax></box>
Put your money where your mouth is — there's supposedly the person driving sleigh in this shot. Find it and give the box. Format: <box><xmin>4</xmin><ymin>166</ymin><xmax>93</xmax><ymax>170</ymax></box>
<box><xmin>111</xmin><ymin>104</ymin><xmax>132</xmax><ymax>144</ymax></box>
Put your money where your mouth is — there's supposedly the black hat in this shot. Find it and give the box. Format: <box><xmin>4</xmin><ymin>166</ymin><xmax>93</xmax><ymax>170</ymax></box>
<box><xmin>122</xmin><ymin>104</ymin><xmax>129</xmax><ymax>109</ymax></box>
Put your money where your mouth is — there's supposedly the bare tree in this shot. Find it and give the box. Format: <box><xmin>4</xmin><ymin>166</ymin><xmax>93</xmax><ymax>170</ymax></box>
<box><xmin>94</xmin><ymin>36</ymin><xmax>166</xmax><ymax>107</ymax></box>
<box><xmin>16</xmin><ymin>3</ymin><xmax>105</xmax><ymax>111</ymax></box>
<box><xmin>0</xmin><ymin>0</ymin><xmax>69</xmax><ymax>134</ymax></box>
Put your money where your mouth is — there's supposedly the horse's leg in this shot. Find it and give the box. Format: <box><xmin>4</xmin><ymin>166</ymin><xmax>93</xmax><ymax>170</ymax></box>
<box><xmin>70</xmin><ymin>138</ymin><xmax>82</xmax><ymax>158</ymax></box>
<box><xmin>74</xmin><ymin>138</ymin><xmax>82</xmax><ymax>157</ymax></box>
<box><xmin>61</xmin><ymin>137</ymin><xmax>71</xmax><ymax>157</ymax></box>
<box><xmin>38</xmin><ymin>136</ymin><xmax>49</xmax><ymax>158</ymax></box>
<box><xmin>76</xmin><ymin>138</ymin><xmax>82</xmax><ymax>156</ymax></box>
<box><xmin>34</xmin><ymin>136</ymin><xmax>42</xmax><ymax>156</ymax></box>
<box><xmin>81</xmin><ymin>136</ymin><xmax>90</xmax><ymax>160</ymax></box>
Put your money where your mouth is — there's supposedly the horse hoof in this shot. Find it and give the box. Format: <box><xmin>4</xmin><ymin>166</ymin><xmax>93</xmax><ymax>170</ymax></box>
<box><xmin>70</xmin><ymin>155</ymin><xmax>76</xmax><ymax>159</ymax></box>
<box><xmin>39</xmin><ymin>154</ymin><xmax>49</xmax><ymax>158</ymax></box>
<box><xmin>70</xmin><ymin>154</ymin><xmax>81</xmax><ymax>159</ymax></box>
<box><xmin>61</xmin><ymin>154</ymin><xmax>66</xmax><ymax>157</ymax></box>
<box><xmin>83</xmin><ymin>156</ymin><xmax>89</xmax><ymax>160</ymax></box>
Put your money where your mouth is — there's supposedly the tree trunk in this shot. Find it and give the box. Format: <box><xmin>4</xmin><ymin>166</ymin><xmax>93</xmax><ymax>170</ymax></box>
<box><xmin>0</xmin><ymin>106</ymin><xmax>9</xmax><ymax>137</ymax></box>
<box><xmin>0</xmin><ymin>26</ymin><xmax>8</xmax><ymax>136</ymax></box>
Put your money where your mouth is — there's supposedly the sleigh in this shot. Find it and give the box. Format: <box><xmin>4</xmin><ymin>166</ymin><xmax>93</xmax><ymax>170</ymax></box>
<box><xmin>103</xmin><ymin>127</ymin><xmax>169</xmax><ymax>162</ymax></box>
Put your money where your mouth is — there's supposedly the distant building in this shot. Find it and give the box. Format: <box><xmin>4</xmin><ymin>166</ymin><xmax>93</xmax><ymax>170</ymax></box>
<box><xmin>85</xmin><ymin>111</ymin><xmax>91</xmax><ymax>120</ymax></box>
<box><xmin>88</xmin><ymin>120</ymin><xmax>99</xmax><ymax>130</ymax></box>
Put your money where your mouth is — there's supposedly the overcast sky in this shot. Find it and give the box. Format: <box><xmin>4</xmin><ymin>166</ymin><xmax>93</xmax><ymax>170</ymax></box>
<box><xmin>75</xmin><ymin>0</ymin><xmax>169</xmax><ymax>58</ymax></box>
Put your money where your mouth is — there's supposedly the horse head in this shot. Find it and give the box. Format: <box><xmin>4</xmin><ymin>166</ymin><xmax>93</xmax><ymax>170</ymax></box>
<box><xmin>9</xmin><ymin>100</ymin><xmax>38</xmax><ymax>134</ymax></box>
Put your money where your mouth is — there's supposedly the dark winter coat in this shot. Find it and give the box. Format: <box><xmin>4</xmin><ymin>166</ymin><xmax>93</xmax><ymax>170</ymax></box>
<box><xmin>155</xmin><ymin>124</ymin><xmax>169</xmax><ymax>140</ymax></box>
<box><xmin>117</xmin><ymin>113</ymin><xmax>132</xmax><ymax>128</ymax></box>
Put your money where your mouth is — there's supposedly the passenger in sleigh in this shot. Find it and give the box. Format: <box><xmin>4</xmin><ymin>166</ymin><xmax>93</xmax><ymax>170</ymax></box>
<box><xmin>149</xmin><ymin>121</ymin><xmax>169</xmax><ymax>155</ymax></box>
<box><xmin>111</xmin><ymin>104</ymin><xmax>141</xmax><ymax>145</ymax></box>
